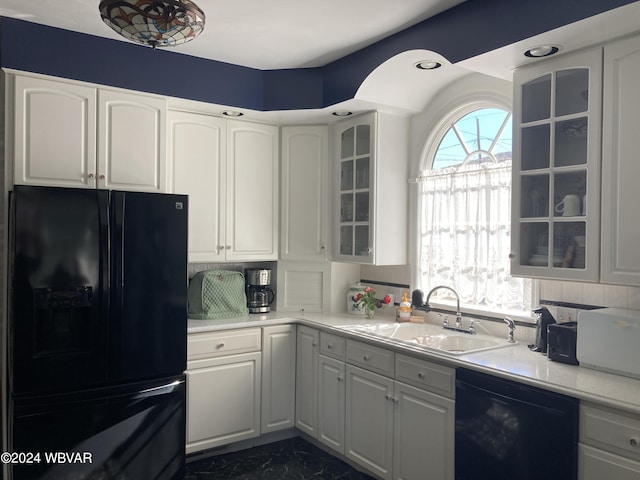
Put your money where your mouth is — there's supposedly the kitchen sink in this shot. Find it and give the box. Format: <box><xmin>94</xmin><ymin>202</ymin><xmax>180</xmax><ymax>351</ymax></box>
<box><xmin>338</xmin><ymin>322</ymin><xmax>516</xmax><ymax>355</ymax></box>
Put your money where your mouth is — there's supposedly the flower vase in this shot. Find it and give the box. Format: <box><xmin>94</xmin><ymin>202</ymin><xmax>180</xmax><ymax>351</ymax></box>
<box><xmin>365</xmin><ymin>307</ymin><xmax>375</xmax><ymax>319</ymax></box>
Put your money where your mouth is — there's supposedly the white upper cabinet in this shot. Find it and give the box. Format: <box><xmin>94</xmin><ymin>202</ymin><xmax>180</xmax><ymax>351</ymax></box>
<box><xmin>332</xmin><ymin>111</ymin><xmax>408</xmax><ymax>265</ymax></box>
<box><xmin>601</xmin><ymin>34</ymin><xmax>640</xmax><ymax>286</ymax></box>
<box><xmin>511</xmin><ymin>47</ymin><xmax>602</xmax><ymax>281</ymax></box>
<box><xmin>168</xmin><ymin>112</ymin><xmax>279</xmax><ymax>262</ymax></box>
<box><xmin>12</xmin><ymin>73</ymin><xmax>168</xmax><ymax>192</ymax></box>
<box><xmin>98</xmin><ymin>89</ymin><xmax>167</xmax><ymax>192</ymax></box>
<box><xmin>168</xmin><ymin>111</ymin><xmax>226</xmax><ymax>262</ymax></box>
<box><xmin>513</xmin><ymin>35</ymin><xmax>640</xmax><ymax>287</ymax></box>
<box><xmin>225</xmin><ymin>120</ymin><xmax>279</xmax><ymax>261</ymax></box>
<box><xmin>13</xmin><ymin>75</ymin><xmax>97</xmax><ymax>188</ymax></box>
<box><xmin>280</xmin><ymin>125</ymin><xmax>329</xmax><ymax>261</ymax></box>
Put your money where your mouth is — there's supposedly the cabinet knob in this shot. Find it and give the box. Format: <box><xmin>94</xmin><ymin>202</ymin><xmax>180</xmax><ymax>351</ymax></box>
<box><xmin>337</xmin><ymin>375</ymin><xmax>344</xmax><ymax>382</ymax></box>
<box><xmin>216</xmin><ymin>342</ymin><xmax>225</xmax><ymax>349</ymax></box>
<box><xmin>327</xmin><ymin>344</ymin><xmax>334</xmax><ymax>349</ymax></box>
<box><xmin>508</xmin><ymin>253</ymin><xmax>516</xmax><ymax>259</ymax></box>
<box><xmin>216</xmin><ymin>245</ymin><xmax>224</xmax><ymax>251</ymax></box>
<box><xmin>312</xmin><ymin>342</ymin><xmax>318</xmax><ymax>347</ymax></box>
<box><xmin>418</xmin><ymin>372</ymin><xmax>425</xmax><ymax>379</ymax></box>
<box><xmin>99</xmin><ymin>174</ymin><xmax>105</xmax><ymax>180</ymax></box>
<box><xmin>631</xmin><ymin>437</ymin><xmax>639</xmax><ymax>447</ymax></box>
<box><xmin>88</xmin><ymin>173</ymin><xmax>95</xmax><ymax>179</ymax></box>
<box><xmin>363</xmin><ymin>355</ymin><xmax>370</xmax><ymax>361</ymax></box>
<box><xmin>225</xmin><ymin>245</ymin><xmax>231</xmax><ymax>250</ymax></box>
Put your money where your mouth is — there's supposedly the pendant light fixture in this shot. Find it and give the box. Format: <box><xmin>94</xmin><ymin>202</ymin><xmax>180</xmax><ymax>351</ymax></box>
<box><xmin>99</xmin><ymin>0</ymin><xmax>205</xmax><ymax>49</ymax></box>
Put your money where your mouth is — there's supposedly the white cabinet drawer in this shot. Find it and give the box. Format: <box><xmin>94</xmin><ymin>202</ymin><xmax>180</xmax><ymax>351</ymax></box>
<box><xmin>346</xmin><ymin>340</ymin><xmax>394</xmax><ymax>377</ymax></box>
<box><xmin>580</xmin><ymin>404</ymin><xmax>640</xmax><ymax>461</ymax></box>
<box><xmin>321</xmin><ymin>332</ymin><xmax>346</xmax><ymax>360</ymax></box>
<box><xmin>188</xmin><ymin>329</ymin><xmax>262</xmax><ymax>360</ymax></box>
<box><xmin>579</xmin><ymin>444</ymin><xmax>640</xmax><ymax>480</ymax></box>
<box><xmin>395</xmin><ymin>354</ymin><xmax>455</xmax><ymax>399</ymax></box>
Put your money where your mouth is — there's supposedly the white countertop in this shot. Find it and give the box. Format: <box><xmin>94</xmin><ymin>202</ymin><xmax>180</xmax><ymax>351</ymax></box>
<box><xmin>187</xmin><ymin>311</ymin><xmax>640</xmax><ymax>416</ymax></box>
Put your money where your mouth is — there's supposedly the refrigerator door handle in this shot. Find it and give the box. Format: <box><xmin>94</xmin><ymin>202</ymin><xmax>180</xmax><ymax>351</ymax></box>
<box><xmin>98</xmin><ymin>191</ymin><xmax>110</xmax><ymax>322</ymax></box>
<box><xmin>112</xmin><ymin>192</ymin><xmax>126</xmax><ymax>314</ymax></box>
<box><xmin>132</xmin><ymin>379</ymin><xmax>185</xmax><ymax>400</ymax></box>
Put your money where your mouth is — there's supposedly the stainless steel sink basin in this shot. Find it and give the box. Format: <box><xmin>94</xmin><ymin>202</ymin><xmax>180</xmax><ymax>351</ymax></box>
<box><xmin>338</xmin><ymin>322</ymin><xmax>516</xmax><ymax>355</ymax></box>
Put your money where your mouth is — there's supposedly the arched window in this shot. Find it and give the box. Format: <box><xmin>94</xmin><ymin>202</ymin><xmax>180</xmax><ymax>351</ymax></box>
<box><xmin>417</xmin><ymin>106</ymin><xmax>532</xmax><ymax>315</ymax></box>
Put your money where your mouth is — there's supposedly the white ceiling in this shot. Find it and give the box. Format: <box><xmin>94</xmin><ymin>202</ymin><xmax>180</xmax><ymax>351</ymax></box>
<box><xmin>0</xmin><ymin>0</ymin><xmax>465</xmax><ymax>70</ymax></box>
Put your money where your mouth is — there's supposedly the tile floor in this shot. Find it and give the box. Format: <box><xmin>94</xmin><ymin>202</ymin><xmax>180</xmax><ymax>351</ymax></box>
<box><xmin>183</xmin><ymin>437</ymin><xmax>375</xmax><ymax>480</ymax></box>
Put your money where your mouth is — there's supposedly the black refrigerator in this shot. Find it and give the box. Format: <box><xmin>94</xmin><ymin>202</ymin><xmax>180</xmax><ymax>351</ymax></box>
<box><xmin>8</xmin><ymin>185</ymin><xmax>188</xmax><ymax>480</ymax></box>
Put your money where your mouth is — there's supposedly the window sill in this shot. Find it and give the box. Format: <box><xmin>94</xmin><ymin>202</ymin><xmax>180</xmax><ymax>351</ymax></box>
<box><xmin>425</xmin><ymin>300</ymin><xmax>536</xmax><ymax>325</ymax></box>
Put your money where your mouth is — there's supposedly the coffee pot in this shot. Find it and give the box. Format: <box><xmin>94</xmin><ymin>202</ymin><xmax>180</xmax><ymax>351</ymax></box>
<box><xmin>529</xmin><ymin>306</ymin><xmax>557</xmax><ymax>353</ymax></box>
<box><xmin>245</xmin><ymin>268</ymin><xmax>275</xmax><ymax>313</ymax></box>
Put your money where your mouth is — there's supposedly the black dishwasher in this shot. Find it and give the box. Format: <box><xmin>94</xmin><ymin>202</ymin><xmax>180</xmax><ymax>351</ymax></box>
<box><xmin>455</xmin><ymin>368</ymin><xmax>579</xmax><ymax>480</ymax></box>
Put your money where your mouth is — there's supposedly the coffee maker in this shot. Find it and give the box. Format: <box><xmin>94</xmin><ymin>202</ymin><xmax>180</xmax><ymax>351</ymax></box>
<box><xmin>529</xmin><ymin>306</ymin><xmax>557</xmax><ymax>353</ymax></box>
<box><xmin>245</xmin><ymin>268</ymin><xmax>275</xmax><ymax>313</ymax></box>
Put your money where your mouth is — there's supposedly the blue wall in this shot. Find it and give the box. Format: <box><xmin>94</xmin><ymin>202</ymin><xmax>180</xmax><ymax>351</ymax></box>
<box><xmin>1</xmin><ymin>0</ymin><xmax>635</xmax><ymax>110</ymax></box>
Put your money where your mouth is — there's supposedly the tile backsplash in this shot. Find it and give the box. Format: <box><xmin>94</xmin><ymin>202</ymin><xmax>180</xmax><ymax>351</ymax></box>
<box><xmin>540</xmin><ymin>280</ymin><xmax>640</xmax><ymax>310</ymax></box>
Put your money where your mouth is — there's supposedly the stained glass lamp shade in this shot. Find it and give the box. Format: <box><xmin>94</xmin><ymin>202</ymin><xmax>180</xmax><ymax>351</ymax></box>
<box><xmin>99</xmin><ymin>0</ymin><xmax>205</xmax><ymax>48</ymax></box>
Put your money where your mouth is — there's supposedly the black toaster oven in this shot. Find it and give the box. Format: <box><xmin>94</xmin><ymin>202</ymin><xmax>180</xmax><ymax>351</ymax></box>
<box><xmin>547</xmin><ymin>322</ymin><xmax>579</xmax><ymax>365</ymax></box>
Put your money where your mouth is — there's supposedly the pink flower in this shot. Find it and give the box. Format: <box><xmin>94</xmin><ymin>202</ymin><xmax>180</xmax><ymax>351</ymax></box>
<box><xmin>355</xmin><ymin>287</ymin><xmax>391</xmax><ymax>313</ymax></box>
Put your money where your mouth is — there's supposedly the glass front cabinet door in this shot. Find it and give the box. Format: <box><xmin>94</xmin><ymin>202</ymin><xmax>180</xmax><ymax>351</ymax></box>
<box><xmin>511</xmin><ymin>47</ymin><xmax>602</xmax><ymax>281</ymax></box>
<box><xmin>332</xmin><ymin>111</ymin><xmax>408</xmax><ymax>265</ymax></box>
<box><xmin>338</xmin><ymin>121</ymin><xmax>372</xmax><ymax>260</ymax></box>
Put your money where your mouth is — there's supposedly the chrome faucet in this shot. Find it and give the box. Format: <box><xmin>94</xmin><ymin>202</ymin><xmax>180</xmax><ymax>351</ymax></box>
<box><xmin>504</xmin><ymin>317</ymin><xmax>516</xmax><ymax>343</ymax></box>
<box><xmin>423</xmin><ymin>285</ymin><xmax>474</xmax><ymax>334</ymax></box>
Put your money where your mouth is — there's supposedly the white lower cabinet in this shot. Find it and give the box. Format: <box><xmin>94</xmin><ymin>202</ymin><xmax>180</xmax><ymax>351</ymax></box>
<box><xmin>318</xmin><ymin>355</ymin><xmax>346</xmax><ymax>453</ymax></box>
<box><xmin>295</xmin><ymin>326</ymin><xmax>319</xmax><ymax>436</ymax></box>
<box><xmin>579</xmin><ymin>403</ymin><xmax>640</xmax><ymax>480</ymax></box>
<box><xmin>186</xmin><ymin>329</ymin><xmax>262</xmax><ymax>454</ymax></box>
<box><xmin>345</xmin><ymin>364</ymin><xmax>395</xmax><ymax>479</ymax></box>
<box><xmin>185</xmin><ymin>325</ymin><xmax>455</xmax><ymax>479</ymax></box>
<box><xmin>393</xmin><ymin>381</ymin><xmax>454</xmax><ymax>480</ymax></box>
<box><xmin>342</xmin><ymin>340</ymin><xmax>455</xmax><ymax>480</ymax></box>
<box><xmin>261</xmin><ymin>325</ymin><xmax>296</xmax><ymax>434</ymax></box>
<box><xmin>579</xmin><ymin>445</ymin><xmax>640</xmax><ymax>480</ymax></box>
<box><xmin>318</xmin><ymin>332</ymin><xmax>347</xmax><ymax>454</ymax></box>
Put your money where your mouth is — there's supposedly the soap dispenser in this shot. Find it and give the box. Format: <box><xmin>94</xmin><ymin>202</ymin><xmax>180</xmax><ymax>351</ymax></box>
<box><xmin>397</xmin><ymin>293</ymin><xmax>412</xmax><ymax>322</ymax></box>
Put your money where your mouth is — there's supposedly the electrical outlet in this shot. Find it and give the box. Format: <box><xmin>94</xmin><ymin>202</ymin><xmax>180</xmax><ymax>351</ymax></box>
<box><xmin>556</xmin><ymin>306</ymin><xmax>577</xmax><ymax>323</ymax></box>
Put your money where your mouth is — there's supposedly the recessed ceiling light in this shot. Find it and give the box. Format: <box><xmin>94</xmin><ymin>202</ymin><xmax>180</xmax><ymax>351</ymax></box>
<box><xmin>222</xmin><ymin>110</ymin><xmax>244</xmax><ymax>117</ymax></box>
<box><xmin>524</xmin><ymin>45</ymin><xmax>560</xmax><ymax>58</ymax></box>
<box><xmin>415</xmin><ymin>60</ymin><xmax>442</xmax><ymax>70</ymax></box>
<box><xmin>332</xmin><ymin>111</ymin><xmax>353</xmax><ymax>117</ymax></box>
